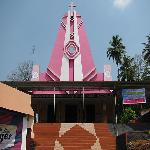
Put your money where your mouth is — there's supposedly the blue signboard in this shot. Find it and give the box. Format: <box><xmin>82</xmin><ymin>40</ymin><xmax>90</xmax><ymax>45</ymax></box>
<box><xmin>122</xmin><ymin>88</ymin><xmax>146</xmax><ymax>104</ymax></box>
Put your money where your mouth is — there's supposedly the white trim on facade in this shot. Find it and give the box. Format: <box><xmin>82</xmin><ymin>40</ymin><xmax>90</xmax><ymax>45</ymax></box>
<box><xmin>86</xmin><ymin>72</ymin><xmax>97</xmax><ymax>81</ymax></box>
<box><xmin>47</xmin><ymin>67</ymin><xmax>60</xmax><ymax>79</ymax></box>
<box><xmin>46</xmin><ymin>72</ymin><xmax>56</xmax><ymax>81</ymax></box>
<box><xmin>64</xmin><ymin>11</ymin><xmax>71</xmax><ymax>46</ymax></box>
<box><xmin>60</xmin><ymin>55</ymin><xmax>69</xmax><ymax>81</ymax></box>
<box><xmin>74</xmin><ymin>54</ymin><xmax>83</xmax><ymax>81</ymax></box>
<box><xmin>83</xmin><ymin>67</ymin><xmax>96</xmax><ymax>79</ymax></box>
<box><xmin>74</xmin><ymin>11</ymin><xmax>80</xmax><ymax>47</ymax></box>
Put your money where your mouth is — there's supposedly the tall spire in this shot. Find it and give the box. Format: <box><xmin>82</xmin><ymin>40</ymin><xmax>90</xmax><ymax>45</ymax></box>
<box><xmin>39</xmin><ymin>3</ymin><xmax>107</xmax><ymax>83</ymax></box>
<box><xmin>69</xmin><ymin>2</ymin><xmax>76</xmax><ymax>15</ymax></box>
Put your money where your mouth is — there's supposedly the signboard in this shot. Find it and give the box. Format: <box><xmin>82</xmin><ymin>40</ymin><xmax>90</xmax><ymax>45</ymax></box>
<box><xmin>0</xmin><ymin>125</ymin><xmax>17</xmax><ymax>149</ymax></box>
<box><xmin>0</xmin><ymin>110</ymin><xmax>23</xmax><ymax>149</ymax></box>
<box><xmin>122</xmin><ymin>88</ymin><xmax>146</xmax><ymax>104</ymax></box>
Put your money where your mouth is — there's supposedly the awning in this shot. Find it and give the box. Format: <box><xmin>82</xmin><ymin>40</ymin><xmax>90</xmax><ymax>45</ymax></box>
<box><xmin>0</xmin><ymin>82</ymin><xmax>34</xmax><ymax>116</ymax></box>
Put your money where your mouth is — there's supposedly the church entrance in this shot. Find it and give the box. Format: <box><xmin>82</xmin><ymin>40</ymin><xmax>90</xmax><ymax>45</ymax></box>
<box><xmin>32</xmin><ymin>94</ymin><xmax>115</xmax><ymax>123</ymax></box>
<box><xmin>65</xmin><ymin>104</ymin><xmax>78</xmax><ymax>122</ymax></box>
<box><xmin>85</xmin><ymin>104</ymin><xmax>95</xmax><ymax>122</ymax></box>
<box><xmin>47</xmin><ymin>104</ymin><xmax>55</xmax><ymax>122</ymax></box>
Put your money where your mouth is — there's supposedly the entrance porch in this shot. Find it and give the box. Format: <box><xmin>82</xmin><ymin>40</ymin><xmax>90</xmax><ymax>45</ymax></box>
<box><xmin>32</xmin><ymin>94</ymin><xmax>115</xmax><ymax>123</ymax></box>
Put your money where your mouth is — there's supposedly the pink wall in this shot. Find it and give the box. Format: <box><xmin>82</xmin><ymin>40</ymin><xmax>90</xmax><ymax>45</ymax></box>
<box><xmin>69</xmin><ymin>59</ymin><xmax>74</xmax><ymax>81</ymax></box>
<box><xmin>47</xmin><ymin>25</ymin><xmax>66</xmax><ymax>78</ymax></box>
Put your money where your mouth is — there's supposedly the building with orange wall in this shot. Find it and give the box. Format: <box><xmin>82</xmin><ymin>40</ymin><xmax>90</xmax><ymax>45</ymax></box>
<box><xmin>0</xmin><ymin>82</ymin><xmax>34</xmax><ymax>150</ymax></box>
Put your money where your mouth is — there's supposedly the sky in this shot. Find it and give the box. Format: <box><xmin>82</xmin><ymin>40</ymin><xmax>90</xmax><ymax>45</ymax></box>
<box><xmin>0</xmin><ymin>0</ymin><xmax>150</xmax><ymax>80</ymax></box>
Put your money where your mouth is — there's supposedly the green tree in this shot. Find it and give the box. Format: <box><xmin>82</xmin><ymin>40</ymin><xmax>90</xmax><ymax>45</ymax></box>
<box><xmin>118</xmin><ymin>56</ymin><xmax>136</xmax><ymax>81</ymax></box>
<box><xmin>141</xmin><ymin>63</ymin><xmax>150</xmax><ymax>80</ymax></box>
<box><xmin>7</xmin><ymin>60</ymin><xmax>33</xmax><ymax>81</ymax></box>
<box><xmin>107</xmin><ymin>35</ymin><xmax>126</xmax><ymax>80</ymax></box>
<box><xmin>107</xmin><ymin>35</ymin><xmax>126</xmax><ymax>65</ymax></box>
<box><xmin>133</xmin><ymin>53</ymin><xmax>150</xmax><ymax>81</ymax></box>
<box><xmin>142</xmin><ymin>34</ymin><xmax>150</xmax><ymax>65</ymax></box>
<box><xmin>133</xmin><ymin>54</ymin><xmax>145</xmax><ymax>81</ymax></box>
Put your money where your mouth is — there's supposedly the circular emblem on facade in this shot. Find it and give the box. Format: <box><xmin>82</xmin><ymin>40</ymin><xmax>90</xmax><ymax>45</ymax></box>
<box><xmin>68</xmin><ymin>45</ymin><xmax>76</xmax><ymax>53</ymax></box>
<box><xmin>64</xmin><ymin>41</ymin><xmax>79</xmax><ymax>59</ymax></box>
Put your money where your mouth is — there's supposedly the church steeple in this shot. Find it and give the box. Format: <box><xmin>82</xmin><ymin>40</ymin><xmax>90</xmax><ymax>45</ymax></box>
<box><xmin>69</xmin><ymin>2</ymin><xmax>76</xmax><ymax>16</ymax></box>
<box><xmin>38</xmin><ymin>3</ymin><xmax>108</xmax><ymax>82</ymax></box>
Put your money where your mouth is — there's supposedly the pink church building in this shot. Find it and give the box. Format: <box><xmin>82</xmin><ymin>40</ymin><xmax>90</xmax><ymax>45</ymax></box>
<box><xmin>2</xmin><ymin>3</ymin><xmax>150</xmax><ymax>150</ymax></box>
<box><xmin>1</xmin><ymin>3</ymin><xmax>118</xmax><ymax>150</ymax></box>
<box><xmin>31</xmin><ymin>3</ymin><xmax>114</xmax><ymax>123</ymax></box>
<box><xmin>32</xmin><ymin>3</ymin><xmax>112</xmax><ymax>84</ymax></box>
<box><xmin>29</xmin><ymin>4</ymin><xmax>116</xmax><ymax>149</ymax></box>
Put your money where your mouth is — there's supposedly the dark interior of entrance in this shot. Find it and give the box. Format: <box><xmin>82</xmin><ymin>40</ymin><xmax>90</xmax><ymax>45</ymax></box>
<box><xmin>65</xmin><ymin>104</ymin><xmax>77</xmax><ymax>122</ymax></box>
<box><xmin>85</xmin><ymin>104</ymin><xmax>95</xmax><ymax>122</ymax></box>
<box><xmin>32</xmin><ymin>94</ymin><xmax>115</xmax><ymax>123</ymax></box>
<box><xmin>47</xmin><ymin>104</ymin><xmax>55</xmax><ymax>123</ymax></box>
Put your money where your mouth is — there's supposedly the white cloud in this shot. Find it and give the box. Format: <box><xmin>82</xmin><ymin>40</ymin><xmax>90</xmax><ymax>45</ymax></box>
<box><xmin>113</xmin><ymin>0</ymin><xmax>133</xmax><ymax>10</ymax></box>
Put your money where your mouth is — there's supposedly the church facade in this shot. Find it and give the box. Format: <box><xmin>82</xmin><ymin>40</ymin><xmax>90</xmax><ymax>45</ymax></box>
<box><xmin>31</xmin><ymin>3</ymin><xmax>114</xmax><ymax>124</ymax></box>
<box><xmin>29</xmin><ymin>4</ymin><xmax>117</xmax><ymax>149</ymax></box>
<box><xmin>1</xmin><ymin>3</ymin><xmax>150</xmax><ymax>150</ymax></box>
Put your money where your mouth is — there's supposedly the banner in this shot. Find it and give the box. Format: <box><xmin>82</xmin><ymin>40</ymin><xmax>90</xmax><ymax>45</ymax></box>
<box><xmin>0</xmin><ymin>109</ymin><xmax>23</xmax><ymax>149</ymax></box>
<box><xmin>122</xmin><ymin>88</ymin><xmax>146</xmax><ymax>104</ymax></box>
<box><xmin>0</xmin><ymin>125</ymin><xmax>17</xmax><ymax>149</ymax></box>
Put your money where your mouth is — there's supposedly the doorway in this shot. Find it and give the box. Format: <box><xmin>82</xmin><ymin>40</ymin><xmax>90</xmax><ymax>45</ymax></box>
<box><xmin>85</xmin><ymin>104</ymin><xmax>95</xmax><ymax>122</ymax></box>
<box><xmin>65</xmin><ymin>104</ymin><xmax>77</xmax><ymax>122</ymax></box>
<box><xmin>47</xmin><ymin>104</ymin><xmax>55</xmax><ymax>122</ymax></box>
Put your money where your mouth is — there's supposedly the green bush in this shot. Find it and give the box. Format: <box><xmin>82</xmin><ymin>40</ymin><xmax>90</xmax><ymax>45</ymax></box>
<box><xmin>120</xmin><ymin>107</ymin><xmax>137</xmax><ymax>123</ymax></box>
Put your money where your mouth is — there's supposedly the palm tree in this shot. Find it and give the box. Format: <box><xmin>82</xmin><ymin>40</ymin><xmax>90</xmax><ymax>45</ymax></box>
<box><xmin>142</xmin><ymin>34</ymin><xmax>150</xmax><ymax>65</ymax></box>
<box><xmin>107</xmin><ymin>35</ymin><xmax>126</xmax><ymax>80</ymax></box>
<box><xmin>118</xmin><ymin>56</ymin><xmax>136</xmax><ymax>81</ymax></box>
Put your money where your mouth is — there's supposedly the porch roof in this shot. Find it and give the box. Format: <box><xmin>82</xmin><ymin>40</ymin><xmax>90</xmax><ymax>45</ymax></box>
<box><xmin>0</xmin><ymin>82</ymin><xmax>34</xmax><ymax>116</ymax></box>
<box><xmin>1</xmin><ymin>81</ymin><xmax>150</xmax><ymax>103</ymax></box>
<box><xmin>1</xmin><ymin>81</ymin><xmax>150</xmax><ymax>92</ymax></box>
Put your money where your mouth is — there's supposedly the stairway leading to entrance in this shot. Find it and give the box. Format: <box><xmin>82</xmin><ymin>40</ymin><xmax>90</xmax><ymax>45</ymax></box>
<box><xmin>33</xmin><ymin>123</ymin><xmax>116</xmax><ymax>150</ymax></box>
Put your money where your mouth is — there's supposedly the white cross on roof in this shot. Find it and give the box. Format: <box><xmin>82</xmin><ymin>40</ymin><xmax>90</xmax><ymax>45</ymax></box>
<box><xmin>69</xmin><ymin>2</ymin><xmax>76</xmax><ymax>13</ymax></box>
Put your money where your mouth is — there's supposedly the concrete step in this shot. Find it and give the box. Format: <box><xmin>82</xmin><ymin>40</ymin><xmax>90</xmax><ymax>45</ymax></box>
<box><xmin>33</xmin><ymin>123</ymin><xmax>116</xmax><ymax>150</ymax></box>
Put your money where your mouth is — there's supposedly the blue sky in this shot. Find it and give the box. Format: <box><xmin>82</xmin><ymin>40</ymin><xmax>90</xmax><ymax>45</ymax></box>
<box><xmin>0</xmin><ymin>0</ymin><xmax>150</xmax><ymax>80</ymax></box>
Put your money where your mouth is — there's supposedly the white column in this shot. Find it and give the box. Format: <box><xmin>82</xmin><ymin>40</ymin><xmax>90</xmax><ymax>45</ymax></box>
<box><xmin>21</xmin><ymin>116</ymin><xmax>27</xmax><ymax>150</ymax></box>
<box><xmin>54</xmin><ymin>87</ymin><xmax>56</xmax><ymax>114</ymax></box>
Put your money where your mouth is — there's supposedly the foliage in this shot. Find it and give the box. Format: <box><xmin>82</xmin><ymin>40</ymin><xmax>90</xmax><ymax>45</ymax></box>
<box><xmin>118</xmin><ymin>56</ymin><xmax>136</xmax><ymax>81</ymax></box>
<box><xmin>107</xmin><ymin>35</ymin><xmax>126</xmax><ymax>66</ymax></box>
<box><xmin>142</xmin><ymin>34</ymin><xmax>150</xmax><ymax>65</ymax></box>
<box><xmin>133</xmin><ymin>54</ymin><xmax>144</xmax><ymax>81</ymax></box>
<box><xmin>107</xmin><ymin>34</ymin><xmax>150</xmax><ymax>123</ymax></box>
<box><xmin>107</xmin><ymin>34</ymin><xmax>150</xmax><ymax>81</ymax></box>
<box><xmin>141</xmin><ymin>62</ymin><xmax>150</xmax><ymax>81</ymax></box>
<box><xmin>7</xmin><ymin>60</ymin><xmax>33</xmax><ymax>81</ymax></box>
<box><xmin>133</xmin><ymin>54</ymin><xmax>150</xmax><ymax>81</ymax></box>
<box><xmin>119</xmin><ymin>107</ymin><xmax>137</xmax><ymax>123</ymax></box>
